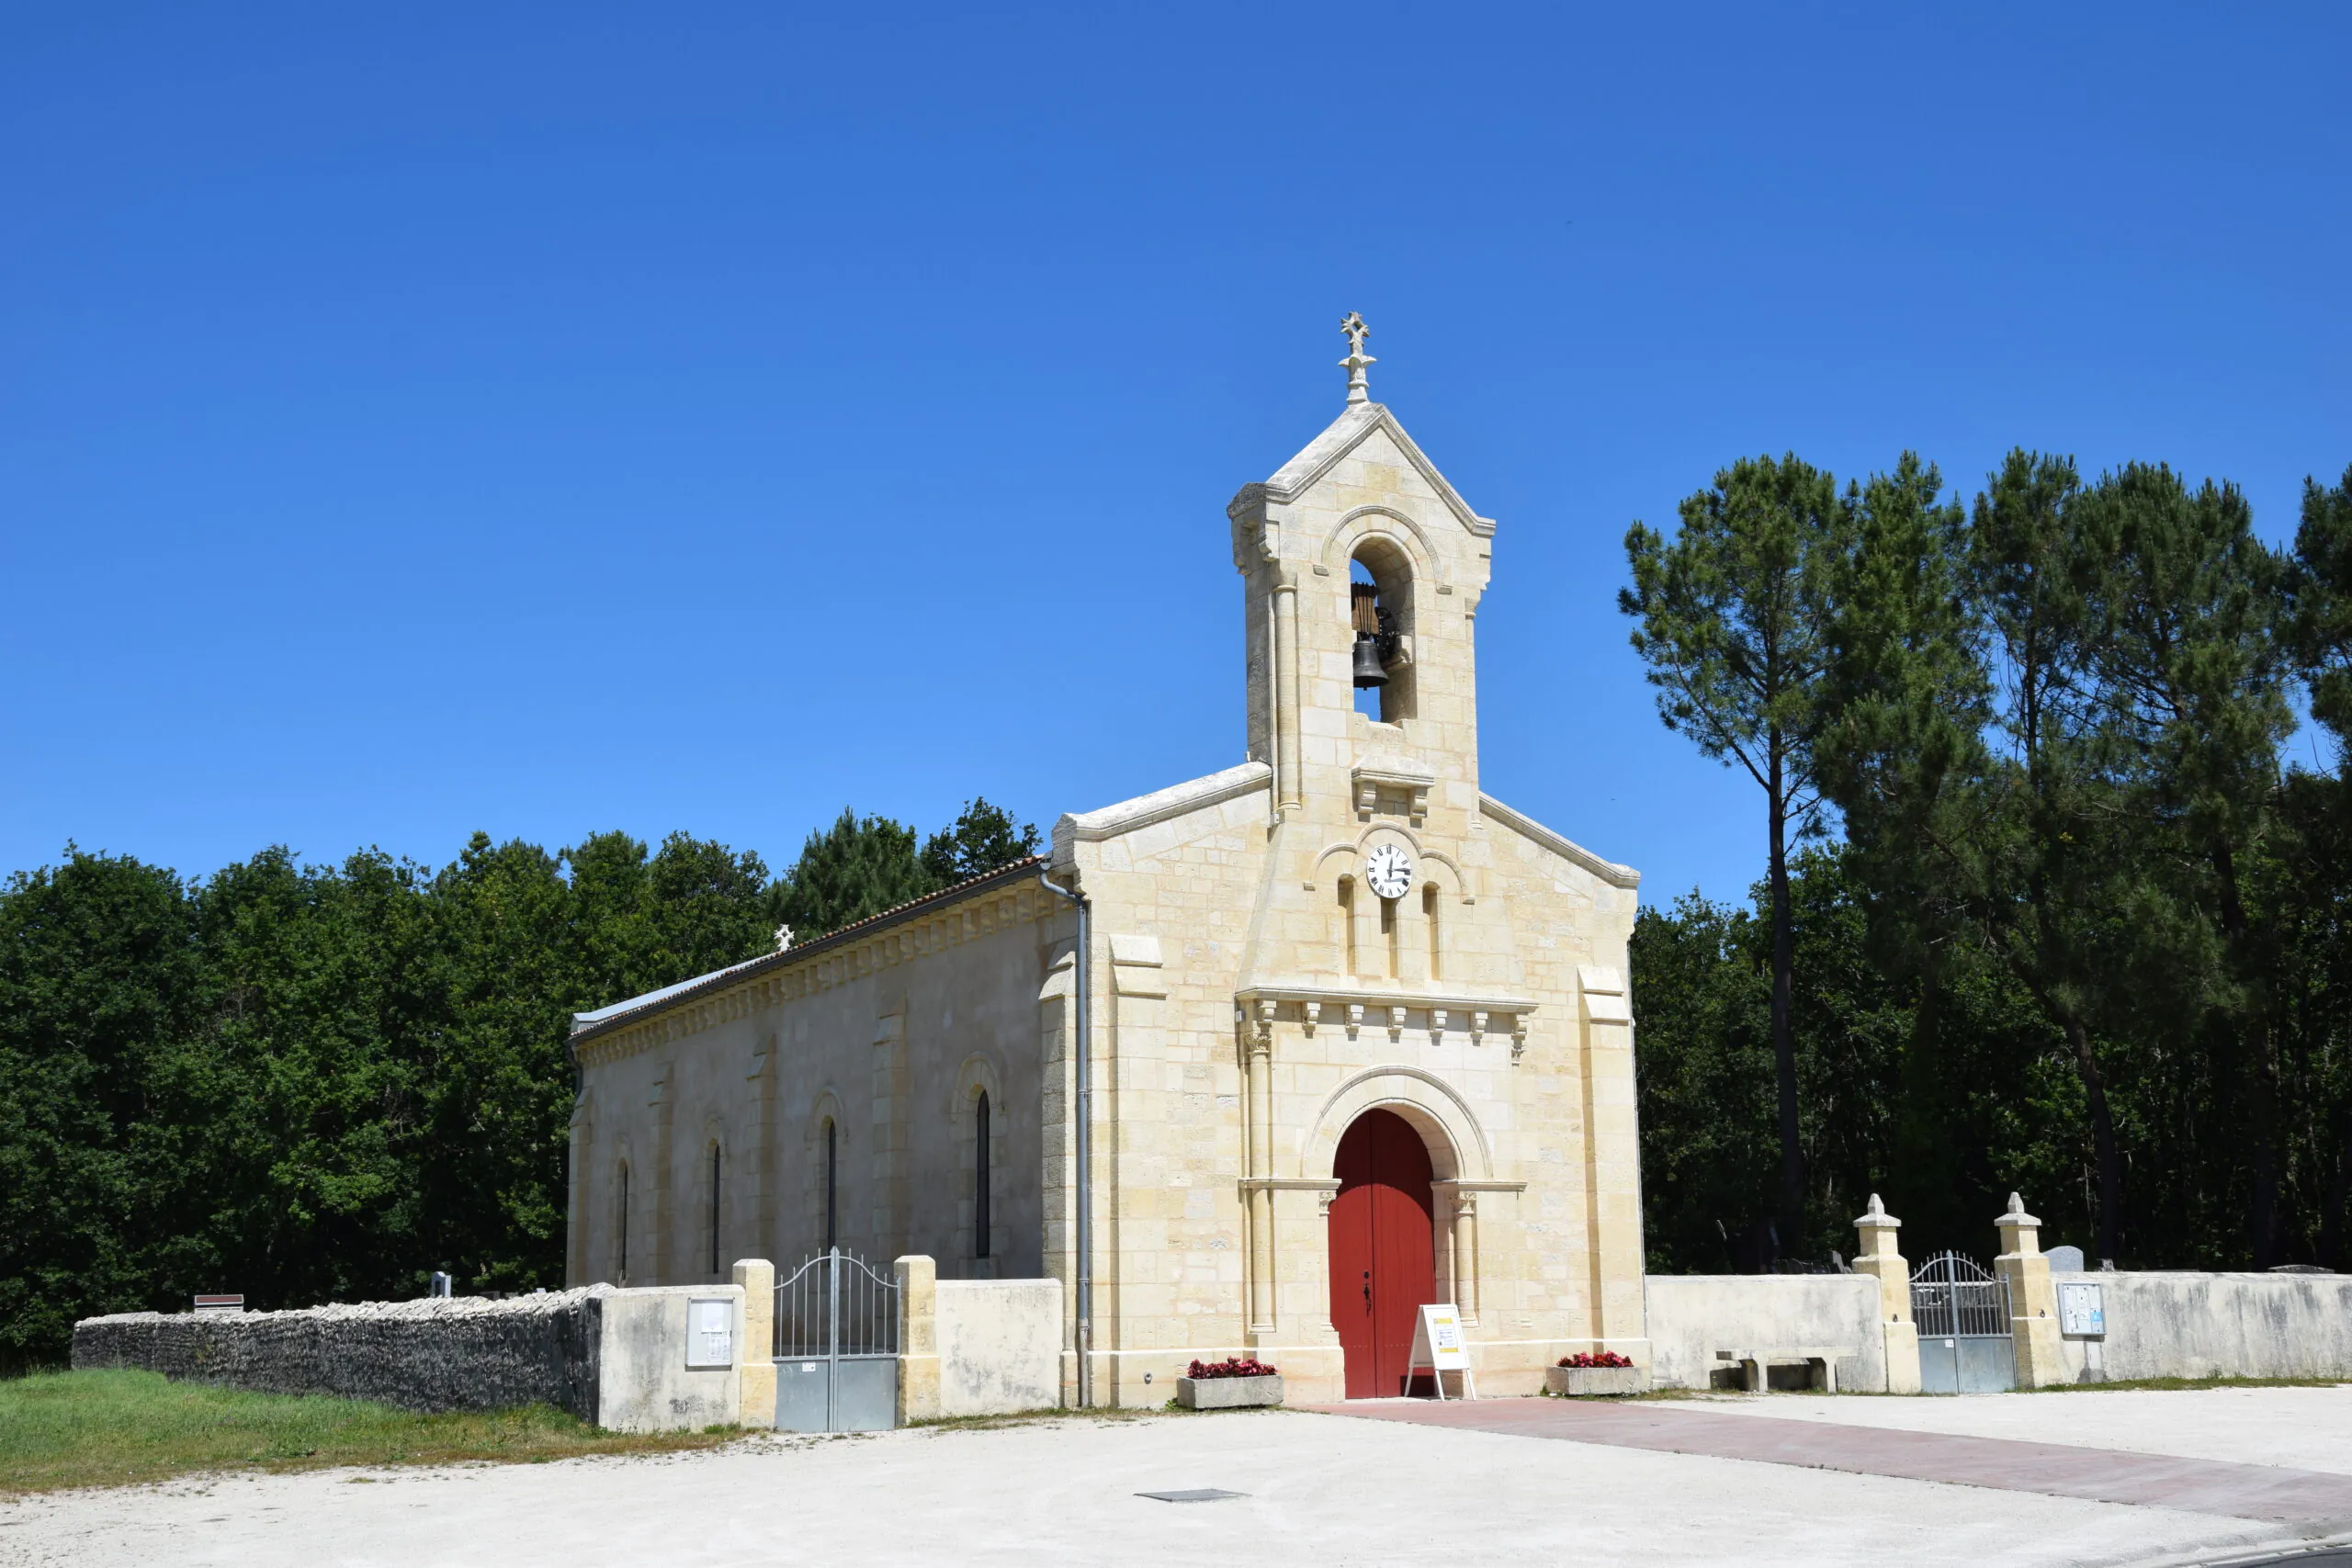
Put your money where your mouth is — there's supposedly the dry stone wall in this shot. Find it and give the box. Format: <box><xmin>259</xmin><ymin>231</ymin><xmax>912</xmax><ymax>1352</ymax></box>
<box><xmin>72</xmin><ymin>1289</ymin><xmax>609</xmax><ymax>1419</ymax></box>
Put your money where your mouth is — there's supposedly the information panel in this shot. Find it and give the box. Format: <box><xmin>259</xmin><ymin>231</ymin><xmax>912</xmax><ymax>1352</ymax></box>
<box><xmin>2057</xmin><ymin>1281</ymin><xmax>2105</xmax><ymax>1338</ymax></box>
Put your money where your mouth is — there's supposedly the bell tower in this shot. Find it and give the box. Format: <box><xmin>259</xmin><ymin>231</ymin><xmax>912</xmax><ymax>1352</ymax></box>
<box><xmin>1228</xmin><ymin>314</ymin><xmax>1497</xmax><ymax>836</ymax></box>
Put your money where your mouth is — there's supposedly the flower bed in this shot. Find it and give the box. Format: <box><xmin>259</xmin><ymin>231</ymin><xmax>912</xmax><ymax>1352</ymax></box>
<box><xmin>1177</xmin><ymin>1358</ymin><xmax>1283</xmax><ymax>1410</ymax></box>
<box><xmin>1546</xmin><ymin>1351</ymin><xmax>1643</xmax><ymax>1397</ymax></box>
<box><xmin>1185</xmin><ymin>1358</ymin><xmax>1278</xmax><ymax>1379</ymax></box>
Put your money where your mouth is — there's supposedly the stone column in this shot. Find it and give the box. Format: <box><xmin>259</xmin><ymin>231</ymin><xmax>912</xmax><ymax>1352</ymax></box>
<box><xmin>1850</xmin><ymin>1194</ymin><xmax>1920</xmax><ymax>1393</ymax></box>
<box><xmin>1273</xmin><ymin>578</ymin><xmax>1302</xmax><ymax>812</ymax></box>
<box><xmin>566</xmin><ymin>1098</ymin><xmax>591</xmax><ymax>1287</ymax></box>
<box><xmin>733</xmin><ymin>1258</ymin><xmax>775</xmax><ymax>1427</ymax></box>
<box><xmin>895</xmin><ymin>1254</ymin><xmax>940</xmax><ymax>1425</ymax></box>
<box><xmin>1450</xmin><ymin>1192</ymin><xmax>1481</xmax><ymax>1325</ymax></box>
<box><xmin>871</xmin><ymin>1008</ymin><xmax>910</xmax><ymax>1257</ymax></box>
<box><xmin>1246</xmin><ymin>1002</ymin><xmax>1277</xmax><ymax>1335</ymax></box>
<box><xmin>651</xmin><ymin>1066</ymin><xmax>675</xmax><ymax>1286</ymax></box>
<box><xmin>1994</xmin><ymin>1193</ymin><xmax>2066</xmax><ymax>1387</ymax></box>
<box><xmin>751</xmin><ymin>1039</ymin><xmax>779</xmax><ymax>1267</ymax></box>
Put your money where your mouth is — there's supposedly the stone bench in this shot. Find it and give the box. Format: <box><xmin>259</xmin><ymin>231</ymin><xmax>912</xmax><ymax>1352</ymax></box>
<box><xmin>1714</xmin><ymin>1346</ymin><xmax>1849</xmax><ymax>1393</ymax></box>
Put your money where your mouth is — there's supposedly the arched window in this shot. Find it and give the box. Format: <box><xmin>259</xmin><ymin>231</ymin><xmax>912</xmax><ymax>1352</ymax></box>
<box><xmin>975</xmin><ymin>1090</ymin><xmax>991</xmax><ymax>1260</ymax></box>
<box><xmin>823</xmin><ymin>1118</ymin><xmax>838</xmax><ymax>1250</ymax></box>
<box><xmin>1380</xmin><ymin>887</ymin><xmax>1400</xmax><ymax>978</ymax></box>
<box><xmin>1349</xmin><ymin>541</ymin><xmax>1415</xmax><ymax>724</ymax></box>
<box><xmin>616</xmin><ymin>1163</ymin><xmax>631</xmax><ymax>1285</ymax></box>
<box><xmin>707</xmin><ymin>1142</ymin><xmax>723</xmax><ymax>1277</ymax></box>
<box><xmin>1338</xmin><ymin>874</ymin><xmax>1358</xmax><ymax>976</ymax></box>
<box><xmin>1423</xmin><ymin>882</ymin><xmax>1442</xmax><ymax>981</ymax></box>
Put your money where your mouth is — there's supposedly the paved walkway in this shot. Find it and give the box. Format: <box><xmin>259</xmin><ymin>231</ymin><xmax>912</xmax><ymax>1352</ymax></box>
<box><xmin>1304</xmin><ymin>1396</ymin><xmax>2352</xmax><ymax>1528</ymax></box>
<box><xmin>0</xmin><ymin>1407</ymin><xmax>2306</xmax><ymax>1568</ymax></box>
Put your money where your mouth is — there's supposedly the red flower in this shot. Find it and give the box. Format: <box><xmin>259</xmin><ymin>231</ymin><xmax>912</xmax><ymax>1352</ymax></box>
<box><xmin>1186</xmin><ymin>1356</ymin><xmax>1280</xmax><ymax>1379</ymax></box>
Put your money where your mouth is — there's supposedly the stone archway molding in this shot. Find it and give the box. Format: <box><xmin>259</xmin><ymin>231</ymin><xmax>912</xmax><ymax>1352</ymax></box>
<box><xmin>1298</xmin><ymin>1064</ymin><xmax>1494</xmax><ymax>1183</ymax></box>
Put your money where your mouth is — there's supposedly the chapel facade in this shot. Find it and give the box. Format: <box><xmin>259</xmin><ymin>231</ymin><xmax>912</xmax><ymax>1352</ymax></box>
<box><xmin>564</xmin><ymin>321</ymin><xmax>1650</xmax><ymax>1403</ymax></box>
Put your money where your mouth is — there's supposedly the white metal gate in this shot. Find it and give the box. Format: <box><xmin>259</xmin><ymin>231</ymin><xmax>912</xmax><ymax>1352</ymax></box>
<box><xmin>774</xmin><ymin>1247</ymin><xmax>899</xmax><ymax>1432</ymax></box>
<box><xmin>1909</xmin><ymin>1250</ymin><xmax>2016</xmax><ymax>1394</ymax></box>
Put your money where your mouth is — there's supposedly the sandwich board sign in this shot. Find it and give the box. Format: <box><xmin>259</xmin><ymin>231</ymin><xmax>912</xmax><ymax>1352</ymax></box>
<box><xmin>1407</xmin><ymin>1303</ymin><xmax>1476</xmax><ymax>1400</ymax></box>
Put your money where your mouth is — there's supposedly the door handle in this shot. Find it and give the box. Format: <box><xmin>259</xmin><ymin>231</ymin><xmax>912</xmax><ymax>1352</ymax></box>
<box><xmin>1363</xmin><ymin>1270</ymin><xmax>1372</xmax><ymax>1309</ymax></box>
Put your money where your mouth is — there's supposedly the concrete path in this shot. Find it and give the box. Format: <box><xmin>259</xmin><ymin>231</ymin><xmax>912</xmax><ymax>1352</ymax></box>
<box><xmin>1690</xmin><ymin>1386</ymin><xmax>2352</xmax><ymax>1477</ymax></box>
<box><xmin>0</xmin><ymin>1405</ymin><xmax>2323</xmax><ymax>1568</ymax></box>
<box><xmin>1305</xmin><ymin>1395</ymin><xmax>2352</xmax><ymax>1528</ymax></box>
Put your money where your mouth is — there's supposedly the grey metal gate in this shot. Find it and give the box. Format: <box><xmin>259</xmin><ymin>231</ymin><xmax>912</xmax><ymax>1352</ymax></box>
<box><xmin>775</xmin><ymin>1247</ymin><xmax>900</xmax><ymax>1432</ymax></box>
<box><xmin>1910</xmin><ymin>1250</ymin><xmax>2016</xmax><ymax>1394</ymax></box>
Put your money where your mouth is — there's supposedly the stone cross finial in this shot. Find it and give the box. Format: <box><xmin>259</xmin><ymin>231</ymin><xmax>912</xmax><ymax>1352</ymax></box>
<box><xmin>775</xmin><ymin>923</ymin><xmax>795</xmax><ymax>952</ymax></box>
<box><xmin>1339</xmin><ymin>311</ymin><xmax>1376</xmax><ymax>405</ymax></box>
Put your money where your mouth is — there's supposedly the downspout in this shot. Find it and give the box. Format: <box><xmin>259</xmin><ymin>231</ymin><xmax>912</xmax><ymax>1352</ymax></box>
<box><xmin>1037</xmin><ymin>869</ymin><xmax>1091</xmax><ymax>1407</ymax></box>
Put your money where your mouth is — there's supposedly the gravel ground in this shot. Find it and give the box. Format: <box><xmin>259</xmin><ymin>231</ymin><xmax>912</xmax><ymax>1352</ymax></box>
<box><xmin>2</xmin><ymin>1399</ymin><xmax>2337</xmax><ymax>1568</ymax></box>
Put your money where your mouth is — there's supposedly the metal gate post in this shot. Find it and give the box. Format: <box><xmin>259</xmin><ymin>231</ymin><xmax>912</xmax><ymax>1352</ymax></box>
<box><xmin>827</xmin><ymin>1244</ymin><xmax>842</xmax><ymax>1432</ymax></box>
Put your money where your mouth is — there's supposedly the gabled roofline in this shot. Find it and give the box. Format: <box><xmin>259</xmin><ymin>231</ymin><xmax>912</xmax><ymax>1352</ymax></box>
<box><xmin>1478</xmin><ymin>793</ymin><xmax>1641</xmax><ymax>889</ymax></box>
<box><xmin>568</xmin><ymin>854</ymin><xmax>1050</xmax><ymax>1045</ymax></box>
<box><xmin>1226</xmin><ymin>402</ymin><xmax>1497</xmax><ymax>538</ymax></box>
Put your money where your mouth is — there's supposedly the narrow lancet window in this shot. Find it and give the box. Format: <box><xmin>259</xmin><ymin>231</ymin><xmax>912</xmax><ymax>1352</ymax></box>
<box><xmin>1339</xmin><ymin>875</ymin><xmax>1358</xmax><ymax>976</ymax></box>
<box><xmin>824</xmin><ymin>1118</ymin><xmax>838</xmax><ymax>1250</ymax></box>
<box><xmin>1424</xmin><ymin>883</ymin><xmax>1442</xmax><ymax>980</ymax></box>
<box><xmin>975</xmin><ymin>1090</ymin><xmax>992</xmax><ymax>1260</ymax></box>
<box><xmin>616</xmin><ymin>1163</ymin><xmax>630</xmax><ymax>1284</ymax></box>
<box><xmin>707</xmin><ymin>1143</ymin><xmax>722</xmax><ymax>1276</ymax></box>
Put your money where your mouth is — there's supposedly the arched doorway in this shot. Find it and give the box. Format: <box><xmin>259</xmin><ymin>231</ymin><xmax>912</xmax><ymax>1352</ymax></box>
<box><xmin>1327</xmin><ymin>1108</ymin><xmax>1436</xmax><ymax>1398</ymax></box>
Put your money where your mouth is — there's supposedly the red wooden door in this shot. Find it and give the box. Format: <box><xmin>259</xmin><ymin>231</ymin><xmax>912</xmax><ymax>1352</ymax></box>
<box><xmin>1327</xmin><ymin>1109</ymin><xmax>1436</xmax><ymax>1398</ymax></box>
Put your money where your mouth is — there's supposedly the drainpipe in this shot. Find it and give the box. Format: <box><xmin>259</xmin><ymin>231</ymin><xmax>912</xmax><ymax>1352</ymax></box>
<box><xmin>1037</xmin><ymin>869</ymin><xmax>1091</xmax><ymax>1408</ymax></box>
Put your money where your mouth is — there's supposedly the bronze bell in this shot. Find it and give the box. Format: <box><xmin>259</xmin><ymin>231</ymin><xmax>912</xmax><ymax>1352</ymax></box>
<box><xmin>1351</xmin><ymin>582</ymin><xmax>1388</xmax><ymax>688</ymax></box>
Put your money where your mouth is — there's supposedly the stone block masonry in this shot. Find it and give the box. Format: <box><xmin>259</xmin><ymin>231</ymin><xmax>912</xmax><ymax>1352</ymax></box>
<box><xmin>74</xmin><ymin>1290</ymin><xmax>607</xmax><ymax>1420</ymax></box>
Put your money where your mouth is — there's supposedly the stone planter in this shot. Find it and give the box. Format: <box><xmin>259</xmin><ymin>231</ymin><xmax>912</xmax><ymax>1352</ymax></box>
<box><xmin>1177</xmin><ymin>1374</ymin><xmax>1283</xmax><ymax>1410</ymax></box>
<box><xmin>1545</xmin><ymin>1365</ymin><xmax>1644</xmax><ymax>1398</ymax></box>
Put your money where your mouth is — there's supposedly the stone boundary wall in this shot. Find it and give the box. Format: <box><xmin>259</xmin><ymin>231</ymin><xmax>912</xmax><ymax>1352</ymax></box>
<box><xmin>1644</xmin><ymin>1275</ymin><xmax>1888</xmax><ymax>1393</ymax></box>
<box><xmin>2053</xmin><ymin>1270</ymin><xmax>2352</xmax><ymax>1383</ymax></box>
<box><xmin>935</xmin><ymin>1278</ymin><xmax>1061</xmax><ymax>1417</ymax></box>
<box><xmin>72</xmin><ymin>1289</ymin><xmax>609</xmax><ymax>1419</ymax></box>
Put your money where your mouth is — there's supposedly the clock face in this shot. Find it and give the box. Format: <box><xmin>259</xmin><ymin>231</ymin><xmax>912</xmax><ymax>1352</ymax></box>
<box><xmin>1365</xmin><ymin>844</ymin><xmax>1414</xmax><ymax>900</ymax></box>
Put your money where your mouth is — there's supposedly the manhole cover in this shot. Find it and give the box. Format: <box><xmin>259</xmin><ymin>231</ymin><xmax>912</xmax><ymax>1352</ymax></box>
<box><xmin>1137</xmin><ymin>1489</ymin><xmax>1247</xmax><ymax>1504</ymax></box>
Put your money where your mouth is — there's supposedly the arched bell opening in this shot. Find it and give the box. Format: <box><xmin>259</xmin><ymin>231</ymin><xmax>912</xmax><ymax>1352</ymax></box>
<box><xmin>1349</xmin><ymin>537</ymin><xmax>1416</xmax><ymax>724</ymax></box>
<box><xmin>1327</xmin><ymin>1106</ymin><xmax>1448</xmax><ymax>1398</ymax></box>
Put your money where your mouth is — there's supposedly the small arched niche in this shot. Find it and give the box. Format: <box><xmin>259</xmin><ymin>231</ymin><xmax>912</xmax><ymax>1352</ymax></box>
<box><xmin>1349</xmin><ymin>537</ymin><xmax>1415</xmax><ymax>724</ymax></box>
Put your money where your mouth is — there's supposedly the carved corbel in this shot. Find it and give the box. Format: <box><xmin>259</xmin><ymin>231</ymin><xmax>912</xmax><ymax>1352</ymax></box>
<box><xmin>1388</xmin><ymin>1005</ymin><xmax>1407</xmax><ymax>1043</ymax></box>
<box><xmin>1254</xmin><ymin>998</ymin><xmax>1277</xmax><ymax>1056</ymax></box>
<box><xmin>1303</xmin><ymin>1000</ymin><xmax>1321</xmax><ymax>1037</ymax></box>
<box><xmin>1346</xmin><ymin>1003</ymin><xmax>1364</xmax><ymax>1040</ymax></box>
<box><xmin>1430</xmin><ymin>1008</ymin><xmax>1448</xmax><ymax>1042</ymax></box>
<box><xmin>1510</xmin><ymin>1015</ymin><xmax>1529</xmax><ymax>1062</ymax></box>
<box><xmin>1470</xmin><ymin>1010</ymin><xmax>1488</xmax><ymax>1047</ymax></box>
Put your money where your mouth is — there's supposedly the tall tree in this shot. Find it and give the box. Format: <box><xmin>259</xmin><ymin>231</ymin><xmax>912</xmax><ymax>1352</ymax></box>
<box><xmin>2081</xmin><ymin>464</ymin><xmax>2293</xmax><ymax>1262</ymax></box>
<box><xmin>766</xmin><ymin>810</ymin><xmax>934</xmax><ymax>941</ymax></box>
<box><xmin>1623</xmin><ymin>455</ymin><xmax>1849</xmax><ymax>1255</ymax></box>
<box><xmin>919</xmin><ymin>797</ymin><xmax>1043</xmax><ymax>886</ymax></box>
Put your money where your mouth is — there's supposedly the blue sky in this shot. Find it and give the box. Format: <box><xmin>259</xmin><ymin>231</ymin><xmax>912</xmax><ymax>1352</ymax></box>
<box><xmin>5</xmin><ymin>4</ymin><xmax>2346</xmax><ymax>908</ymax></box>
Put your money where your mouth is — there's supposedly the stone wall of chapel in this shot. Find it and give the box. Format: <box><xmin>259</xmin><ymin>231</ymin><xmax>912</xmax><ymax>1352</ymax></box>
<box><xmin>1064</xmin><ymin>780</ymin><xmax>1644</xmax><ymax>1405</ymax></box>
<box><xmin>1048</xmin><ymin>783</ymin><xmax>1274</xmax><ymax>1395</ymax></box>
<box><xmin>569</xmin><ymin>894</ymin><xmax>1069</xmax><ymax>1292</ymax></box>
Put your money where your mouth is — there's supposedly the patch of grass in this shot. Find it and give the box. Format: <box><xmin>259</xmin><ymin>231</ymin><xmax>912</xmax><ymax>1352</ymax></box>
<box><xmin>0</xmin><ymin>1370</ymin><xmax>747</xmax><ymax>1496</ymax></box>
<box><xmin>2024</xmin><ymin>1374</ymin><xmax>2352</xmax><ymax>1393</ymax></box>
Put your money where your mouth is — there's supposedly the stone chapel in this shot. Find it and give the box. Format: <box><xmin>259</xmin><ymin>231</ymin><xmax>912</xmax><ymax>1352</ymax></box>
<box><xmin>564</xmin><ymin>319</ymin><xmax>1650</xmax><ymax>1404</ymax></box>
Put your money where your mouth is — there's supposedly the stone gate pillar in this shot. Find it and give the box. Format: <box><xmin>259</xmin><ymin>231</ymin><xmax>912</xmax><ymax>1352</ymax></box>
<box><xmin>1849</xmin><ymin>1194</ymin><xmax>1920</xmax><ymax>1393</ymax></box>
<box><xmin>1994</xmin><ymin>1193</ymin><xmax>2066</xmax><ymax>1387</ymax></box>
<box><xmin>733</xmin><ymin>1258</ymin><xmax>775</xmax><ymax>1427</ymax></box>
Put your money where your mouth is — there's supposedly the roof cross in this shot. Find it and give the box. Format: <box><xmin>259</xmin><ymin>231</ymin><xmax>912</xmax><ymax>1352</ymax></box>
<box><xmin>1339</xmin><ymin>311</ymin><xmax>1376</xmax><ymax>405</ymax></box>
